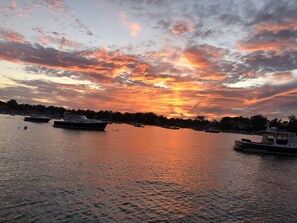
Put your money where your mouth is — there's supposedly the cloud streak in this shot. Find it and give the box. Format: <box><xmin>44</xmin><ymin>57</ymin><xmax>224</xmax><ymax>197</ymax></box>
<box><xmin>0</xmin><ymin>28</ymin><xmax>24</xmax><ymax>43</ymax></box>
<box><xmin>118</xmin><ymin>11</ymin><xmax>141</xmax><ymax>37</ymax></box>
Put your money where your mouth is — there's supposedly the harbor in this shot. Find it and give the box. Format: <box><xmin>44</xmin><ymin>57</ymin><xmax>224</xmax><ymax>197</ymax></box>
<box><xmin>1</xmin><ymin>114</ymin><xmax>297</xmax><ymax>222</ymax></box>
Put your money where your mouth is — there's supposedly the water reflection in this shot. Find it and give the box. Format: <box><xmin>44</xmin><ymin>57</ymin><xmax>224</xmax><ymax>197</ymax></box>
<box><xmin>1</xmin><ymin>115</ymin><xmax>297</xmax><ymax>222</ymax></box>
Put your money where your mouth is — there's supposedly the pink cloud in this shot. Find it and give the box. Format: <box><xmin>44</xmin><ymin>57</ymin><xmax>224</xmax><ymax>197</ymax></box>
<box><xmin>170</xmin><ymin>20</ymin><xmax>195</xmax><ymax>35</ymax></box>
<box><xmin>10</xmin><ymin>0</ymin><xmax>17</xmax><ymax>10</ymax></box>
<box><xmin>118</xmin><ymin>11</ymin><xmax>141</xmax><ymax>37</ymax></box>
<box><xmin>0</xmin><ymin>28</ymin><xmax>24</xmax><ymax>43</ymax></box>
<box><xmin>272</xmin><ymin>72</ymin><xmax>294</xmax><ymax>82</ymax></box>
<box><xmin>255</xmin><ymin>19</ymin><xmax>297</xmax><ymax>34</ymax></box>
<box><xmin>183</xmin><ymin>48</ymin><xmax>210</xmax><ymax>69</ymax></box>
<box><xmin>44</xmin><ymin>0</ymin><xmax>67</xmax><ymax>12</ymax></box>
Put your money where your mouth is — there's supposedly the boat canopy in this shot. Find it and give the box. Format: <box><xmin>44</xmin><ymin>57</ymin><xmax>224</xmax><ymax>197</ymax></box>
<box><xmin>262</xmin><ymin>131</ymin><xmax>297</xmax><ymax>146</ymax></box>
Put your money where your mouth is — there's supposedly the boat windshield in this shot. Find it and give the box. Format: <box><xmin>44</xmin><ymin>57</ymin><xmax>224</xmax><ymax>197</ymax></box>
<box><xmin>262</xmin><ymin>133</ymin><xmax>275</xmax><ymax>144</ymax></box>
<box><xmin>276</xmin><ymin>132</ymin><xmax>288</xmax><ymax>145</ymax></box>
<box><xmin>64</xmin><ymin>113</ymin><xmax>88</xmax><ymax>121</ymax></box>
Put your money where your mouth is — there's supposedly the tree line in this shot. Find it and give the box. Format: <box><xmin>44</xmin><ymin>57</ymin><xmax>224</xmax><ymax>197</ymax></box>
<box><xmin>1</xmin><ymin>99</ymin><xmax>297</xmax><ymax>133</ymax></box>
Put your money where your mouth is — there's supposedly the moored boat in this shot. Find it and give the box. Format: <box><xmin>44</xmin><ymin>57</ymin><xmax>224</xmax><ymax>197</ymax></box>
<box><xmin>162</xmin><ymin>125</ymin><xmax>180</xmax><ymax>130</ymax></box>
<box><xmin>24</xmin><ymin>114</ymin><xmax>50</xmax><ymax>123</ymax></box>
<box><xmin>234</xmin><ymin>127</ymin><xmax>297</xmax><ymax>155</ymax></box>
<box><xmin>205</xmin><ymin>127</ymin><xmax>220</xmax><ymax>133</ymax></box>
<box><xmin>53</xmin><ymin>112</ymin><xmax>108</xmax><ymax>131</ymax></box>
<box><xmin>131</xmin><ymin>122</ymin><xmax>145</xmax><ymax>128</ymax></box>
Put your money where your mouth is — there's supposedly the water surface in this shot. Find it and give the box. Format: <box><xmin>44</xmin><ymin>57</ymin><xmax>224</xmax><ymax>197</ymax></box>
<box><xmin>1</xmin><ymin>114</ymin><xmax>297</xmax><ymax>222</ymax></box>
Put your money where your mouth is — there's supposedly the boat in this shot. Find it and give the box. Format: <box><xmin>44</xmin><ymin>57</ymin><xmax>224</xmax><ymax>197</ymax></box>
<box><xmin>234</xmin><ymin>127</ymin><xmax>297</xmax><ymax>155</ymax></box>
<box><xmin>162</xmin><ymin>125</ymin><xmax>180</xmax><ymax>130</ymax></box>
<box><xmin>24</xmin><ymin>114</ymin><xmax>50</xmax><ymax>123</ymax></box>
<box><xmin>169</xmin><ymin>126</ymin><xmax>180</xmax><ymax>130</ymax></box>
<box><xmin>53</xmin><ymin>112</ymin><xmax>108</xmax><ymax>131</ymax></box>
<box><xmin>205</xmin><ymin>127</ymin><xmax>220</xmax><ymax>133</ymax></box>
<box><xmin>131</xmin><ymin>122</ymin><xmax>144</xmax><ymax>128</ymax></box>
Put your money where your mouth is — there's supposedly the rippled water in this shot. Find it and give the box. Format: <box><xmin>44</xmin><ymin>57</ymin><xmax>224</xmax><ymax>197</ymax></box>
<box><xmin>1</xmin><ymin>114</ymin><xmax>297</xmax><ymax>222</ymax></box>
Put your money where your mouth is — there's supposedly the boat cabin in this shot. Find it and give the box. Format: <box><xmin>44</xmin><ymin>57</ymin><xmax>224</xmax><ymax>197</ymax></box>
<box><xmin>64</xmin><ymin>112</ymin><xmax>88</xmax><ymax>121</ymax></box>
<box><xmin>262</xmin><ymin>130</ymin><xmax>297</xmax><ymax>148</ymax></box>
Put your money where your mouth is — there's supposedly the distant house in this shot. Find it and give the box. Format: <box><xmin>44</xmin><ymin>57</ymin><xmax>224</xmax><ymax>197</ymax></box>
<box><xmin>234</xmin><ymin>122</ymin><xmax>252</xmax><ymax>131</ymax></box>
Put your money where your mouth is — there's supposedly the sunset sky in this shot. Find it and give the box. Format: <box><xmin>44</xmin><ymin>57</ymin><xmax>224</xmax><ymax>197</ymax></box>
<box><xmin>1</xmin><ymin>0</ymin><xmax>297</xmax><ymax>119</ymax></box>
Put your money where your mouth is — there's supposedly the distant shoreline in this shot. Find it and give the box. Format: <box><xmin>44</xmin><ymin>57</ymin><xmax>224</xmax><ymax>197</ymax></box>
<box><xmin>1</xmin><ymin>100</ymin><xmax>296</xmax><ymax>134</ymax></box>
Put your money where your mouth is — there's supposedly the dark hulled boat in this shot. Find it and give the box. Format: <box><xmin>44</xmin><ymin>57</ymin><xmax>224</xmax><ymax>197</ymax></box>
<box><xmin>24</xmin><ymin>114</ymin><xmax>50</xmax><ymax>123</ymax></box>
<box><xmin>234</xmin><ymin>127</ymin><xmax>297</xmax><ymax>155</ymax></box>
<box><xmin>53</xmin><ymin>112</ymin><xmax>108</xmax><ymax>131</ymax></box>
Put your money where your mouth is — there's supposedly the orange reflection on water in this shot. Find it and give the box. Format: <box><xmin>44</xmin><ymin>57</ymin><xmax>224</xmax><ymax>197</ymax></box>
<box><xmin>82</xmin><ymin>124</ymin><xmax>231</xmax><ymax>191</ymax></box>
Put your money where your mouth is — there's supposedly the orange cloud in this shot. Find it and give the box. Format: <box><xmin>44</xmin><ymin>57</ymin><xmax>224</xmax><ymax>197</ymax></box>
<box><xmin>271</xmin><ymin>72</ymin><xmax>294</xmax><ymax>82</ymax></box>
<box><xmin>244</xmin><ymin>88</ymin><xmax>297</xmax><ymax>106</ymax></box>
<box><xmin>118</xmin><ymin>11</ymin><xmax>141</xmax><ymax>37</ymax></box>
<box><xmin>237</xmin><ymin>39</ymin><xmax>297</xmax><ymax>54</ymax></box>
<box><xmin>147</xmin><ymin>50</ymin><xmax>178</xmax><ymax>59</ymax></box>
<box><xmin>37</xmin><ymin>35</ymin><xmax>80</xmax><ymax>49</ymax></box>
<box><xmin>255</xmin><ymin>19</ymin><xmax>297</xmax><ymax>34</ymax></box>
<box><xmin>2</xmin><ymin>34</ymin><xmax>295</xmax><ymax>120</ymax></box>
<box><xmin>183</xmin><ymin>48</ymin><xmax>210</xmax><ymax>69</ymax></box>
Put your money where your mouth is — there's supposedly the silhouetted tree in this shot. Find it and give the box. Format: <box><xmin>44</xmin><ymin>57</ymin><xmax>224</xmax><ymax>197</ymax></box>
<box><xmin>111</xmin><ymin>111</ymin><xmax>123</xmax><ymax>122</ymax></box>
<box><xmin>3</xmin><ymin>99</ymin><xmax>296</xmax><ymax>133</ymax></box>
<box><xmin>7</xmin><ymin>99</ymin><xmax>18</xmax><ymax>109</ymax></box>
<box><xmin>269</xmin><ymin>118</ymin><xmax>282</xmax><ymax>129</ymax></box>
<box><xmin>195</xmin><ymin>116</ymin><xmax>205</xmax><ymax>122</ymax></box>
<box><xmin>287</xmin><ymin>115</ymin><xmax>297</xmax><ymax>133</ymax></box>
<box><xmin>250</xmin><ymin>115</ymin><xmax>268</xmax><ymax>131</ymax></box>
<box><xmin>220</xmin><ymin>116</ymin><xmax>234</xmax><ymax>130</ymax></box>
